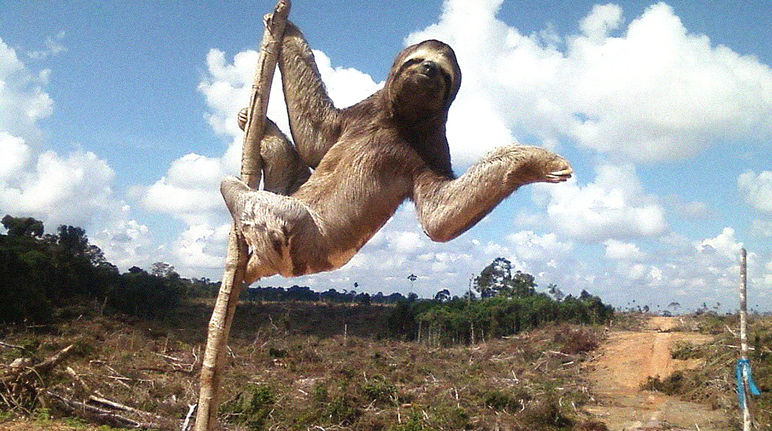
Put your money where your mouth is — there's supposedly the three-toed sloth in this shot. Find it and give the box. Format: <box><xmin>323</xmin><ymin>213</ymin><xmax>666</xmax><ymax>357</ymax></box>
<box><xmin>222</xmin><ymin>21</ymin><xmax>572</xmax><ymax>283</ymax></box>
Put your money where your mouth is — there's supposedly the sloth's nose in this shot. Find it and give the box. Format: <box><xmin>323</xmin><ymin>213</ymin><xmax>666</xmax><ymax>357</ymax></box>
<box><xmin>421</xmin><ymin>60</ymin><xmax>439</xmax><ymax>77</ymax></box>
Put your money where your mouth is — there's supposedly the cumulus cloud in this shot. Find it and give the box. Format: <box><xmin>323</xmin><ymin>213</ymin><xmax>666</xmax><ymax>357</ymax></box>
<box><xmin>141</xmin><ymin>154</ymin><xmax>225</xmax><ymax>225</ymax></box>
<box><xmin>406</xmin><ymin>1</ymin><xmax>772</xmax><ymax>163</ymax></box>
<box><xmin>697</xmin><ymin>227</ymin><xmax>742</xmax><ymax>260</ymax></box>
<box><xmin>91</xmin><ymin>209</ymin><xmax>154</xmax><ymax>270</ymax></box>
<box><xmin>0</xmin><ymin>36</ymin><xmax>151</xmax><ymax>271</ymax></box>
<box><xmin>0</xmin><ymin>132</ymin><xmax>30</xmax><ymax>178</ymax></box>
<box><xmin>577</xmin><ymin>228</ymin><xmax>769</xmax><ymax>311</ymax></box>
<box><xmin>580</xmin><ymin>4</ymin><xmax>624</xmax><ymax>40</ymax></box>
<box><xmin>0</xmin><ymin>38</ymin><xmax>53</xmax><ymax>140</ymax></box>
<box><xmin>506</xmin><ymin>230</ymin><xmax>573</xmax><ymax>264</ymax></box>
<box><xmin>534</xmin><ymin>164</ymin><xmax>667</xmax><ymax>241</ymax></box>
<box><xmin>0</xmin><ymin>131</ymin><xmax>116</xmax><ymax>228</ymax></box>
<box><xmin>738</xmin><ymin>170</ymin><xmax>772</xmax><ymax>212</ymax></box>
<box><xmin>172</xmin><ymin>223</ymin><xmax>230</xmax><ymax>271</ymax></box>
<box><xmin>604</xmin><ymin>239</ymin><xmax>645</xmax><ymax>260</ymax></box>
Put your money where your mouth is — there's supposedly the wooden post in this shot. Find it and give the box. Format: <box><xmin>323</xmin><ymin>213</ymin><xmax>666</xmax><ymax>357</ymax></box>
<box><xmin>739</xmin><ymin>247</ymin><xmax>752</xmax><ymax>431</ymax></box>
<box><xmin>194</xmin><ymin>2</ymin><xmax>290</xmax><ymax>430</ymax></box>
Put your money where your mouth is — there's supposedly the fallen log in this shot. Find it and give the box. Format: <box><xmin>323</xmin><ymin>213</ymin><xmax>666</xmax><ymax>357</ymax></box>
<box><xmin>45</xmin><ymin>390</ymin><xmax>165</xmax><ymax>430</ymax></box>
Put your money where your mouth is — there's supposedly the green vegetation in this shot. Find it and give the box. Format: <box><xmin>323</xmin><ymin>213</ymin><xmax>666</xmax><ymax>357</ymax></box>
<box><xmin>0</xmin><ymin>215</ymin><xmax>221</xmax><ymax>325</ymax></box>
<box><xmin>219</xmin><ymin>384</ymin><xmax>276</xmax><ymax>429</ymax></box>
<box><xmin>386</xmin><ymin>258</ymin><xmax>613</xmax><ymax>346</ymax></box>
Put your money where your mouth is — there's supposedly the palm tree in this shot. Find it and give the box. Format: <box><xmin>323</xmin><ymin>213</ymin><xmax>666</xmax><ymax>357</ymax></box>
<box><xmin>407</xmin><ymin>274</ymin><xmax>417</xmax><ymax>294</ymax></box>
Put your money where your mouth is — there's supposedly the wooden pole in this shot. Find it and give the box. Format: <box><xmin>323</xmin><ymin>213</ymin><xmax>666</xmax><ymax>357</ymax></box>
<box><xmin>194</xmin><ymin>2</ymin><xmax>290</xmax><ymax>430</ymax></box>
<box><xmin>739</xmin><ymin>247</ymin><xmax>752</xmax><ymax>431</ymax></box>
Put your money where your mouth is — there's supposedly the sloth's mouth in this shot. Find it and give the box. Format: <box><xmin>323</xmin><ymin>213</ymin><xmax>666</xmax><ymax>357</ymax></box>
<box><xmin>414</xmin><ymin>72</ymin><xmax>442</xmax><ymax>89</ymax></box>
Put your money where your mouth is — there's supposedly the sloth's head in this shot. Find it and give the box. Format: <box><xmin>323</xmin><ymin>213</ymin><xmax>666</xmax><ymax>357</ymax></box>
<box><xmin>386</xmin><ymin>40</ymin><xmax>462</xmax><ymax>120</ymax></box>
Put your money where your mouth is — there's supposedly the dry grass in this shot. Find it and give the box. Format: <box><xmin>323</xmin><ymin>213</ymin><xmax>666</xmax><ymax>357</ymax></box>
<box><xmin>0</xmin><ymin>300</ymin><xmax>609</xmax><ymax>430</ymax></box>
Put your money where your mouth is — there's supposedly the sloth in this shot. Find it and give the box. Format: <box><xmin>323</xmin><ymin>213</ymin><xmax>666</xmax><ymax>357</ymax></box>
<box><xmin>222</xmin><ymin>21</ymin><xmax>572</xmax><ymax>283</ymax></box>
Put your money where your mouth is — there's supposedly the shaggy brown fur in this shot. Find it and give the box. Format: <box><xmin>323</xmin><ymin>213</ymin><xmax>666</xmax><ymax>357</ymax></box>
<box><xmin>222</xmin><ymin>21</ymin><xmax>572</xmax><ymax>283</ymax></box>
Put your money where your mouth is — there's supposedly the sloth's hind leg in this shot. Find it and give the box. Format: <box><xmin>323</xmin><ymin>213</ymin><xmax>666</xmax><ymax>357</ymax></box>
<box><xmin>220</xmin><ymin>177</ymin><xmax>329</xmax><ymax>283</ymax></box>
<box><xmin>237</xmin><ymin>109</ymin><xmax>311</xmax><ymax>196</ymax></box>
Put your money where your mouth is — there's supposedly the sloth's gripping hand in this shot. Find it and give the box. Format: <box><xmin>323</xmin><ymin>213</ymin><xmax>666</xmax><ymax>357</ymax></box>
<box><xmin>510</xmin><ymin>146</ymin><xmax>573</xmax><ymax>185</ymax></box>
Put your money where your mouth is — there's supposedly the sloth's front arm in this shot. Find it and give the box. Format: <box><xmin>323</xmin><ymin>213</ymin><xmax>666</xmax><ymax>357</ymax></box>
<box><xmin>412</xmin><ymin>145</ymin><xmax>572</xmax><ymax>242</ymax></box>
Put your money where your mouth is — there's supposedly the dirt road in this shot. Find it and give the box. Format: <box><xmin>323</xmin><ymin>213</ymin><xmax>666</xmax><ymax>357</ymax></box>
<box><xmin>587</xmin><ymin>316</ymin><xmax>731</xmax><ymax>430</ymax></box>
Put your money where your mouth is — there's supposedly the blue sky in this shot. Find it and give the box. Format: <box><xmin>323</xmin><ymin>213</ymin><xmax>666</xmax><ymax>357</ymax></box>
<box><xmin>1</xmin><ymin>1</ymin><xmax>770</xmax><ymax>312</ymax></box>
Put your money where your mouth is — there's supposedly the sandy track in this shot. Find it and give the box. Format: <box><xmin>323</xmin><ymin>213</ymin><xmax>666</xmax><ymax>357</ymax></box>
<box><xmin>586</xmin><ymin>316</ymin><xmax>730</xmax><ymax>430</ymax></box>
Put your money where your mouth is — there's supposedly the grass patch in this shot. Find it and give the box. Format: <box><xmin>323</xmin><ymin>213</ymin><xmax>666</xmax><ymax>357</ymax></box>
<box><xmin>640</xmin><ymin>372</ymin><xmax>686</xmax><ymax>395</ymax></box>
<box><xmin>220</xmin><ymin>384</ymin><xmax>275</xmax><ymax>429</ymax></box>
<box><xmin>670</xmin><ymin>340</ymin><xmax>702</xmax><ymax>360</ymax></box>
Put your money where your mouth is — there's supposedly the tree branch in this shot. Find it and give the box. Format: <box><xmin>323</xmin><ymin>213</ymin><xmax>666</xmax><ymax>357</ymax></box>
<box><xmin>194</xmin><ymin>2</ymin><xmax>291</xmax><ymax>431</ymax></box>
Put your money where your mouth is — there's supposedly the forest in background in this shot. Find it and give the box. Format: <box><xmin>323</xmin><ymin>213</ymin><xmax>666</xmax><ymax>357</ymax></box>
<box><xmin>0</xmin><ymin>214</ymin><xmax>613</xmax><ymax>343</ymax></box>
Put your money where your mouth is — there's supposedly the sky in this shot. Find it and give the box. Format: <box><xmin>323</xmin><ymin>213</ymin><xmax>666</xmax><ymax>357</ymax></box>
<box><xmin>0</xmin><ymin>0</ymin><xmax>770</xmax><ymax>312</ymax></box>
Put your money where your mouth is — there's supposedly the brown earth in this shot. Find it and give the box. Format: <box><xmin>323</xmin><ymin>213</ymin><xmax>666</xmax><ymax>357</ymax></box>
<box><xmin>586</xmin><ymin>316</ymin><xmax>731</xmax><ymax>430</ymax></box>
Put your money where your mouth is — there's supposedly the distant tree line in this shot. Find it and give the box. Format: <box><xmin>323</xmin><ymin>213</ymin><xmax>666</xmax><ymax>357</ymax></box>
<box><xmin>386</xmin><ymin>257</ymin><xmax>614</xmax><ymax>345</ymax></box>
<box><xmin>241</xmin><ymin>285</ymin><xmax>411</xmax><ymax>304</ymax></box>
<box><xmin>2</xmin><ymin>215</ymin><xmax>614</xmax><ymax>343</ymax></box>
<box><xmin>0</xmin><ymin>215</ymin><xmax>218</xmax><ymax>323</ymax></box>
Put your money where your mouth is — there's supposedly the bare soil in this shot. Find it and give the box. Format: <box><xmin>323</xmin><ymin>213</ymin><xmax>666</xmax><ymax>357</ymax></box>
<box><xmin>586</xmin><ymin>316</ymin><xmax>731</xmax><ymax>430</ymax></box>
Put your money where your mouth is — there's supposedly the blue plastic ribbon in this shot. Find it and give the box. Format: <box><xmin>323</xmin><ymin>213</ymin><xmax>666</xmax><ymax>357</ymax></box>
<box><xmin>736</xmin><ymin>358</ymin><xmax>761</xmax><ymax>409</ymax></box>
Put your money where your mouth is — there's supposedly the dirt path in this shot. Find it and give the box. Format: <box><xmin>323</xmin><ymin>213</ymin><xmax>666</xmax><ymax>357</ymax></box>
<box><xmin>586</xmin><ymin>316</ymin><xmax>730</xmax><ymax>430</ymax></box>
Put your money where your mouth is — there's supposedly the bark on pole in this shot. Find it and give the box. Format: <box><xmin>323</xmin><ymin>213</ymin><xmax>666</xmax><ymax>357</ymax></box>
<box><xmin>194</xmin><ymin>2</ymin><xmax>290</xmax><ymax>430</ymax></box>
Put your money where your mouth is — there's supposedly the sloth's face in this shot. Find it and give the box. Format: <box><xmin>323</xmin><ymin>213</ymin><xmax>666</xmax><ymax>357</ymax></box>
<box><xmin>387</xmin><ymin>40</ymin><xmax>461</xmax><ymax>118</ymax></box>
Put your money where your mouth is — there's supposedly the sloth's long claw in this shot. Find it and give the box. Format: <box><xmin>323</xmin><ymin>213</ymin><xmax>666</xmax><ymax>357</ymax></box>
<box><xmin>545</xmin><ymin>168</ymin><xmax>573</xmax><ymax>183</ymax></box>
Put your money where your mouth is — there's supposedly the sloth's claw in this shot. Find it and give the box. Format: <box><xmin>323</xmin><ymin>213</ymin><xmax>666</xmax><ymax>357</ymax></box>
<box><xmin>545</xmin><ymin>168</ymin><xmax>573</xmax><ymax>183</ymax></box>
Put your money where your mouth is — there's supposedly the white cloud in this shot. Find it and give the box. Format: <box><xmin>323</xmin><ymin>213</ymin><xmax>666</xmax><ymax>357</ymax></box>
<box><xmin>312</xmin><ymin>50</ymin><xmax>382</xmax><ymax>108</ymax></box>
<box><xmin>172</xmin><ymin>223</ymin><xmax>230</xmax><ymax>271</ymax></box>
<box><xmin>738</xmin><ymin>170</ymin><xmax>772</xmax><ymax>212</ymax></box>
<box><xmin>0</xmin><ymin>38</ymin><xmax>53</xmax><ymax>140</ymax></box>
<box><xmin>405</xmin><ymin>1</ymin><xmax>772</xmax><ymax>163</ymax></box>
<box><xmin>390</xmin><ymin>231</ymin><xmax>426</xmax><ymax>254</ymax></box>
<box><xmin>91</xmin><ymin>209</ymin><xmax>153</xmax><ymax>270</ymax></box>
<box><xmin>604</xmin><ymin>239</ymin><xmax>645</xmax><ymax>260</ymax></box>
<box><xmin>141</xmin><ymin>154</ymin><xmax>225</xmax><ymax>225</ymax></box>
<box><xmin>0</xmin><ymin>36</ymin><xmax>150</xmax><ymax>272</ymax></box>
<box><xmin>535</xmin><ymin>164</ymin><xmax>667</xmax><ymax>241</ymax></box>
<box><xmin>506</xmin><ymin>230</ymin><xmax>573</xmax><ymax>262</ymax></box>
<box><xmin>27</xmin><ymin>31</ymin><xmax>67</xmax><ymax>60</ymax></box>
<box><xmin>0</xmin><ymin>132</ymin><xmax>30</xmax><ymax>178</ymax></box>
<box><xmin>580</xmin><ymin>4</ymin><xmax>624</xmax><ymax>41</ymax></box>
<box><xmin>0</xmin><ymin>146</ymin><xmax>115</xmax><ymax>227</ymax></box>
<box><xmin>697</xmin><ymin>227</ymin><xmax>742</xmax><ymax>260</ymax></box>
